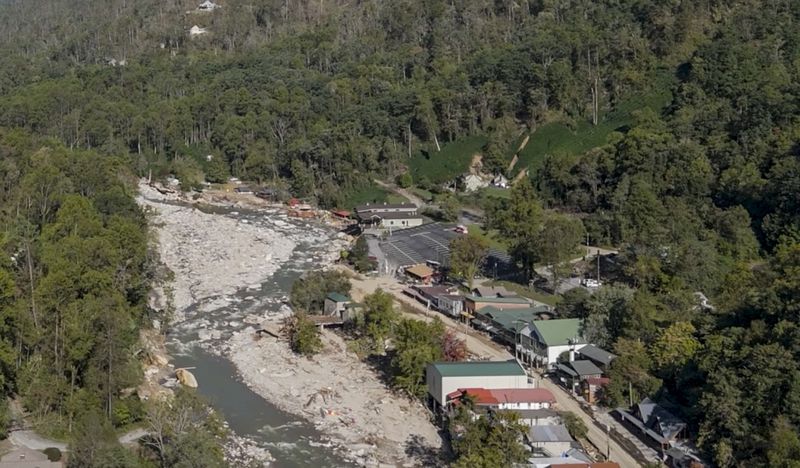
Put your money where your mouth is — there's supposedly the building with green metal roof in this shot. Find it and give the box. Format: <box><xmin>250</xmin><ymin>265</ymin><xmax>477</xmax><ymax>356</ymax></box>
<box><xmin>426</xmin><ymin>360</ymin><xmax>528</xmax><ymax>407</ymax></box>
<box><xmin>324</xmin><ymin>292</ymin><xmax>352</xmax><ymax>317</ymax></box>
<box><xmin>326</xmin><ymin>292</ymin><xmax>351</xmax><ymax>303</ymax></box>
<box><xmin>519</xmin><ymin>319</ymin><xmax>586</xmax><ymax>369</ymax></box>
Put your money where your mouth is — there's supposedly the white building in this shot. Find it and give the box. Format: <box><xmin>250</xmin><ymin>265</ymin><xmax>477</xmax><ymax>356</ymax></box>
<box><xmin>528</xmin><ymin>424</ymin><xmax>574</xmax><ymax>458</ymax></box>
<box><xmin>355</xmin><ymin>202</ymin><xmax>423</xmax><ymax>231</ymax></box>
<box><xmin>519</xmin><ymin>319</ymin><xmax>586</xmax><ymax>368</ymax></box>
<box><xmin>426</xmin><ymin>360</ymin><xmax>527</xmax><ymax>410</ymax></box>
<box><xmin>463</xmin><ymin>174</ymin><xmax>489</xmax><ymax>192</ymax></box>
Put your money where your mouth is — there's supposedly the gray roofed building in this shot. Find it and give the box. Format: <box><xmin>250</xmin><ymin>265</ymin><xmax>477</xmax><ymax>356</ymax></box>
<box><xmin>577</xmin><ymin>344</ymin><xmax>617</xmax><ymax>367</ymax></box>
<box><xmin>617</xmin><ymin>397</ymin><xmax>688</xmax><ymax>448</ymax></box>
<box><xmin>472</xmin><ymin>286</ymin><xmax>517</xmax><ymax>298</ymax></box>
<box><xmin>568</xmin><ymin>360</ymin><xmax>604</xmax><ymax>377</ymax></box>
<box><xmin>530</xmin><ymin>424</ymin><xmax>573</xmax><ymax>442</ymax></box>
<box><xmin>637</xmin><ymin>398</ymin><xmax>686</xmax><ymax>441</ymax></box>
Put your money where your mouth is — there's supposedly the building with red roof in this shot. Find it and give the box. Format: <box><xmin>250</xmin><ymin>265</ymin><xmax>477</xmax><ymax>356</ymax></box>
<box><xmin>447</xmin><ymin>387</ymin><xmax>556</xmax><ymax>410</ymax></box>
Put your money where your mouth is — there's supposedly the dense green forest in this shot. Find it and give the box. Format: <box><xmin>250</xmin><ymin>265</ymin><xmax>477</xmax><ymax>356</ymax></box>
<box><xmin>0</xmin><ymin>0</ymin><xmax>799</xmax><ymax>465</ymax></box>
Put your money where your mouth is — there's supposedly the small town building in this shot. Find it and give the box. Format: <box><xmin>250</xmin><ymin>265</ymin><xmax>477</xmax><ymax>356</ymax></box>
<box><xmin>189</xmin><ymin>25</ymin><xmax>208</xmax><ymax>36</ymax></box>
<box><xmin>581</xmin><ymin>377</ymin><xmax>610</xmax><ymax>404</ymax></box>
<box><xmin>358</xmin><ymin>211</ymin><xmax>424</xmax><ymax>230</ymax></box>
<box><xmin>355</xmin><ymin>202</ymin><xmax>418</xmax><ymax>215</ymax></box>
<box><xmin>0</xmin><ymin>448</ymin><xmax>60</xmax><ymax>468</ymax></box>
<box><xmin>447</xmin><ymin>387</ymin><xmax>556</xmax><ymax>411</ymax></box>
<box><xmin>528</xmin><ymin>457</ymin><xmax>601</xmax><ymax>468</ymax></box>
<box><xmin>492</xmin><ymin>174</ymin><xmax>509</xmax><ymax>188</ymax></box>
<box><xmin>502</xmin><ymin>408</ymin><xmax>560</xmax><ymax>426</ymax></box>
<box><xmin>198</xmin><ymin>0</ymin><xmax>221</xmax><ymax>10</ymax></box>
<box><xmin>474</xmin><ymin>306</ymin><xmax>553</xmax><ymax>347</ymax></box>
<box><xmin>576</xmin><ymin>344</ymin><xmax>617</xmax><ymax>371</ymax></box>
<box><xmin>472</xmin><ymin>285</ymin><xmax>518</xmax><ymax>298</ymax></box>
<box><xmin>323</xmin><ymin>292</ymin><xmax>351</xmax><ymax>316</ymax></box>
<box><xmin>437</xmin><ymin>294</ymin><xmax>464</xmax><ymax>317</ymax></box>
<box><xmin>405</xmin><ymin>264</ymin><xmax>435</xmax><ymax>283</ymax></box>
<box><xmin>617</xmin><ymin>398</ymin><xmax>687</xmax><ymax>450</ymax></box>
<box><xmin>447</xmin><ymin>387</ymin><xmax>559</xmax><ymax>427</ymax></box>
<box><xmin>234</xmin><ymin>185</ymin><xmax>253</xmax><ymax>193</ymax></box>
<box><xmin>557</xmin><ymin>360</ymin><xmax>604</xmax><ymax>393</ymax></box>
<box><xmin>463</xmin><ymin>174</ymin><xmax>489</xmax><ymax>192</ymax></box>
<box><xmin>527</xmin><ymin>424</ymin><xmax>575</xmax><ymax>458</ymax></box>
<box><xmin>426</xmin><ymin>360</ymin><xmax>527</xmax><ymax>411</ymax></box>
<box><xmin>463</xmin><ymin>295</ymin><xmax>532</xmax><ymax>314</ymax></box>
<box><xmin>519</xmin><ymin>319</ymin><xmax>586</xmax><ymax>369</ymax></box>
<box><xmin>256</xmin><ymin>188</ymin><xmax>279</xmax><ymax>201</ymax></box>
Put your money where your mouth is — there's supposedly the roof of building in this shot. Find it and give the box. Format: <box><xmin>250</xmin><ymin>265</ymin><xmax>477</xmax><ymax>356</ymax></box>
<box><xmin>414</xmin><ymin>286</ymin><xmax>452</xmax><ymax>297</ymax></box>
<box><xmin>531</xmin><ymin>319</ymin><xmax>584</xmax><ymax>346</ymax></box>
<box><xmin>355</xmin><ymin>202</ymin><xmax>417</xmax><ymax>212</ymax></box>
<box><xmin>497</xmin><ymin>408</ymin><xmax>558</xmax><ymax>420</ymax></box>
<box><xmin>326</xmin><ymin>292</ymin><xmax>351</xmax><ymax>303</ymax></box>
<box><xmin>362</xmin><ymin>211</ymin><xmax>423</xmax><ymax>220</ymax></box>
<box><xmin>331</xmin><ymin>210</ymin><xmax>351</xmax><ymax>218</ymax></box>
<box><xmin>429</xmin><ymin>360</ymin><xmax>526</xmax><ymax>378</ymax></box>
<box><xmin>527</xmin><ymin>456</ymin><xmax>589</xmax><ymax>467</ymax></box>
<box><xmin>568</xmin><ymin>360</ymin><xmax>603</xmax><ymax>376</ymax></box>
<box><xmin>447</xmin><ymin>388</ymin><xmax>498</xmax><ymax>404</ymax></box>
<box><xmin>406</xmin><ymin>264</ymin><xmax>435</xmax><ymax>278</ymax></box>
<box><xmin>637</xmin><ymin>397</ymin><xmax>686</xmax><ymax>440</ymax></box>
<box><xmin>480</xmin><ymin>306</ymin><xmax>556</xmax><ymax>330</ymax></box>
<box><xmin>491</xmin><ymin>388</ymin><xmax>556</xmax><ymax>404</ymax></box>
<box><xmin>465</xmin><ymin>295</ymin><xmax>532</xmax><ymax>305</ymax></box>
<box><xmin>448</xmin><ymin>387</ymin><xmax>555</xmax><ymax>405</ymax></box>
<box><xmin>577</xmin><ymin>344</ymin><xmax>617</xmax><ymax>366</ymax></box>
<box><xmin>530</xmin><ymin>424</ymin><xmax>573</xmax><ymax>443</ymax></box>
<box><xmin>585</xmin><ymin>377</ymin><xmax>610</xmax><ymax>386</ymax></box>
<box><xmin>473</xmin><ymin>286</ymin><xmax>517</xmax><ymax>298</ymax></box>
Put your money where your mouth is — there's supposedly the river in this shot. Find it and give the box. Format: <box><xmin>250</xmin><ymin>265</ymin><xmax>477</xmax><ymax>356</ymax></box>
<box><xmin>145</xmin><ymin>195</ymin><xmax>354</xmax><ymax>467</ymax></box>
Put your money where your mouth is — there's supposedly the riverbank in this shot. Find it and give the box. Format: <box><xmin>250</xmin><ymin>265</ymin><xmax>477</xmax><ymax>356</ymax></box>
<box><xmin>137</xmin><ymin>182</ymin><xmax>441</xmax><ymax>466</ymax></box>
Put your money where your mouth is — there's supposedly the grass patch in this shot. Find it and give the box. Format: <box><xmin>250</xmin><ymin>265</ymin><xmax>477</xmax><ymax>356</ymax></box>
<box><xmin>340</xmin><ymin>183</ymin><xmax>389</xmax><ymax>209</ymax></box>
<box><xmin>470</xmin><ymin>225</ymin><xmax>509</xmax><ymax>252</ymax></box>
<box><xmin>409</xmin><ymin>187</ymin><xmax>434</xmax><ymax>203</ymax></box>
<box><xmin>409</xmin><ymin>135</ymin><xmax>487</xmax><ymax>185</ymax></box>
<box><xmin>478</xmin><ymin>186</ymin><xmax>511</xmax><ymax>200</ymax></box>
<box><xmin>485</xmin><ymin>280</ymin><xmax>561</xmax><ymax>306</ymax></box>
<box><xmin>339</xmin><ymin>182</ymin><xmax>411</xmax><ymax>209</ymax></box>
<box><xmin>516</xmin><ymin>69</ymin><xmax>676</xmax><ymax>173</ymax></box>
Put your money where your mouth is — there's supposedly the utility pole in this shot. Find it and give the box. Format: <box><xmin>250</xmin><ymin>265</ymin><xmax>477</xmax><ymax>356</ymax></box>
<box><xmin>597</xmin><ymin>249</ymin><xmax>601</xmax><ymax>282</ymax></box>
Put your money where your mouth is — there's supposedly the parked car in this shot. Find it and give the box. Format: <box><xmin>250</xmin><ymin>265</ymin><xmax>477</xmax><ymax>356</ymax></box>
<box><xmin>582</xmin><ymin>278</ymin><xmax>602</xmax><ymax>288</ymax></box>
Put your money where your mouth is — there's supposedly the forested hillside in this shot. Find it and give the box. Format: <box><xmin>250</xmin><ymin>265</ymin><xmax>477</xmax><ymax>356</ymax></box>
<box><xmin>0</xmin><ymin>0</ymin><xmax>717</xmax><ymax>203</ymax></box>
<box><xmin>0</xmin><ymin>130</ymin><xmax>150</xmax><ymax>439</ymax></box>
<box><xmin>0</xmin><ymin>0</ymin><xmax>799</xmax><ymax>466</ymax></box>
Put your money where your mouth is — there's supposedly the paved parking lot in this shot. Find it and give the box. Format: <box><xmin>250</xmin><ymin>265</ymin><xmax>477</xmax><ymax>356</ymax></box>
<box><xmin>376</xmin><ymin>222</ymin><xmax>511</xmax><ymax>273</ymax></box>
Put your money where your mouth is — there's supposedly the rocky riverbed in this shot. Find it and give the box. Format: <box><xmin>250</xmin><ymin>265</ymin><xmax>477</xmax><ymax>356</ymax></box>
<box><xmin>137</xmin><ymin>183</ymin><xmax>441</xmax><ymax>466</ymax></box>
